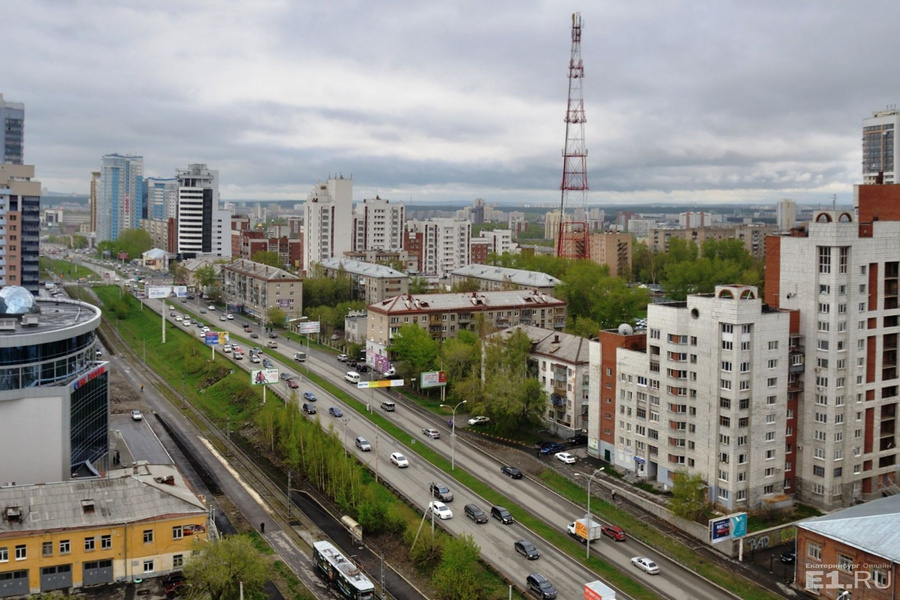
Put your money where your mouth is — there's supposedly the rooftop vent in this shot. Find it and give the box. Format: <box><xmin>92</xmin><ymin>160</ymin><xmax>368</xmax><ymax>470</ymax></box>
<box><xmin>81</xmin><ymin>499</ymin><xmax>95</xmax><ymax>514</ymax></box>
<box><xmin>5</xmin><ymin>506</ymin><xmax>22</xmax><ymax>522</ymax></box>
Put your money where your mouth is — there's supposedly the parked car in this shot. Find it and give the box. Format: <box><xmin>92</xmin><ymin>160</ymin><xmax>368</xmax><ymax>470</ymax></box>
<box><xmin>501</xmin><ymin>466</ymin><xmax>522</xmax><ymax>479</ymax></box>
<box><xmin>568</xmin><ymin>434</ymin><xmax>588</xmax><ymax>447</ymax></box>
<box><xmin>428</xmin><ymin>501</ymin><xmax>453</xmax><ymax>520</ymax></box>
<box><xmin>525</xmin><ymin>573</ymin><xmax>557</xmax><ymax>599</ymax></box>
<box><xmin>329</xmin><ymin>406</ymin><xmax>344</xmax><ymax>417</ymax></box>
<box><xmin>226</xmin><ymin>314</ymin><xmax>234</xmax><ymax>320</ymax></box>
<box><xmin>514</xmin><ymin>539</ymin><xmax>540</xmax><ymax>560</ymax></box>
<box><xmin>491</xmin><ymin>505</ymin><xmax>514</xmax><ymax>524</ymax></box>
<box><xmin>555</xmin><ymin>451</ymin><xmax>577</xmax><ymax>464</ymax></box>
<box><xmin>337</xmin><ymin>353</ymin><xmax>348</xmax><ymax>362</ymax></box>
<box><xmin>464</xmin><ymin>504</ymin><xmax>488</xmax><ymax>523</ymax></box>
<box><xmin>286</xmin><ymin>379</ymin><xmax>299</xmax><ymax>389</ymax></box>
<box><xmin>303</xmin><ymin>392</ymin><xmax>317</xmax><ymax>402</ymax></box>
<box><xmin>468</xmin><ymin>415</ymin><xmax>490</xmax><ymax>426</ymax></box>
<box><xmin>539</xmin><ymin>442</ymin><xmax>567</xmax><ymax>455</ymax></box>
<box><xmin>601</xmin><ymin>525</ymin><xmax>627</xmax><ymax>541</ymax></box>
<box><xmin>631</xmin><ymin>557</ymin><xmax>660</xmax><ymax>575</ymax></box>
<box><xmin>355</xmin><ymin>436</ymin><xmax>372</xmax><ymax>451</ymax></box>
<box><xmin>780</xmin><ymin>550</ymin><xmax>796</xmax><ymax>564</ymax></box>
<box><xmin>131</xmin><ymin>410</ymin><xmax>143</xmax><ymax>421</ymax></box>
<box><xmin>423</xmin><ymin>428</ymin><xmax>441</xmax><ymax>439</ymax></box>
<box><xmin>390</xmin><ymin>452</ymin><xmax>408</xmax><ymax>468</ymax></box>
<box><xmin>354</xmin><ymin>362</ymin><xmax>368</xmax><ymax>373</ymax></box>
<box><xmin>302</xmin><ymin>403</ymin><xmax>316</xmax><ymax>415</ymax></box>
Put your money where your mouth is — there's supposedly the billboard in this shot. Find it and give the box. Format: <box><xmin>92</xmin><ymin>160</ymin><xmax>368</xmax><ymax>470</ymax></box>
<box><xmin>357</xmin><ymin>379</ymin><xmax>404</xmax><ymax>389</ymax></box>
<box><xmin>204</xmin><ymin>332</ymin><xmax>230</xmax><ymax>346</ymax></box>
<box><xmin>709</xmin><ymin>516</ymin><xmax>732</xmax><ymax>544</ymax></box>
<box><xmin>251</xmin><ymin>369</ymin><xmax>279</xmax><ymax>385</ymax></box>
<box><xmin>420</xmin><ymin>371</ymin><xmax>448</xmax><ymax>389</ymax></box>
<box><xmin>148</xmin><ymin>285</ymin><xmax>188</xmax><ymax>299</ymax></box>
<box><xmin>298</xmin><ymin>321</ymin><xmax>320</xmax><ymax>334</ymax></box>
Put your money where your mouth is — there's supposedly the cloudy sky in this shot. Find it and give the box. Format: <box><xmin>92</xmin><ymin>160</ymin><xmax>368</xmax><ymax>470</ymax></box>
<box><xmin>3</xmin><ymin>1</ymin><xmax>898</xmax><ymax>206</ymax></box>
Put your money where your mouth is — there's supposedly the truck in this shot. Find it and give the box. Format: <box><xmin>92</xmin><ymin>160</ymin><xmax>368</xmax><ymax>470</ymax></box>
<box><xmin>584</xmin><ymin>580</ymin><xmax>616</xmax><ymax>600</ymax></box>
<box><xmin>293</xmin><ymin>351</ymin><xmax>307</xmax><ymax>362</ymax></box>
<box><xmin>567</xmin><ymin>518</ymin><xmax>602</xmax><ymax>544</ymax></box>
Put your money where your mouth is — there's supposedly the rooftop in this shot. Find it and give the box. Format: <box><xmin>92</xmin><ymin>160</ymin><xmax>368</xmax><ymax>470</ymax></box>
<box><xmin>0</xmin><ymin>297</ymin><xmax>101</xmax><ymax>340</ymax></box>
<box><xmin>451</xmin><ymin>264</ymin><xmax>561</xmax><ymax>288</ymax></box>
<box><xmin>222</xmin><ymin>259</ymin><xmax>302</xmax><ymax>282</ymax></box>
<box><xmin>798</xmin><ymin>493</ymin><xmax>900</xmax><ymax>563</ymax></box>
<box><xmin>495</xmin><ymin>325</ymin><xmax>590</xmax><ymax>364</ymax></box>
<box><xmin>371</xmin><ymin>290</ymin><xmax>566</xmax><ymax>313</ymax></box>
<box><xmin>320</xmin><ymin>258</ymin><xmax>406</xmax><ymax>279</ymax></box>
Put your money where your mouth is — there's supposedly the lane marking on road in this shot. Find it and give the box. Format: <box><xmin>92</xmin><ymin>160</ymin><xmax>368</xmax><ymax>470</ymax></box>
<box><xmin>198</xmin><ymin>436</ymin><xmax>276</xmax><ymax>518</ymax></box>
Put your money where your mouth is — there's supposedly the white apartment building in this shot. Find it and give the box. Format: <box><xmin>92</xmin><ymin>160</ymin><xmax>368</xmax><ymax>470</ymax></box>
<box><xmin>303</xmin><ymin>176</ymin><xmax>353</xmax><ymax>271</ymax></box>
<box><xmin>175</xmin><ymin>164</ymin><xmax>231</xmax><ymax>259</ymax></box>
<box><xmin>862</xmin><ymin>108</ymin><xmax>900</xmax><ymax>184</ymax></box>
<box><xmin>765</xmin><ymin>192</ymin><xmax>900</xmax><ymax>510</ymax></box>
<box><xmin>352</xmin><ymin>196</ymin><xmax>404</xmax><ymax>253</ymax></box>
<box><xmin>612</xmin><ymin>285</ymin><xmax>791</xmax><ymax>511</ymax></box>
<box><xmin>406</xmin><ymin>218</ymin><xmax>471</xmax><ymax>278</ymax></box>
<box><xmin>776</xmin><ymin>199</ymin><xmax>797</xmax><ymax>231</ymax></box>
<box><xmin>479</xmin><ymin>229</ymin><xmax>515</xmax><ymax>256</ymax></box>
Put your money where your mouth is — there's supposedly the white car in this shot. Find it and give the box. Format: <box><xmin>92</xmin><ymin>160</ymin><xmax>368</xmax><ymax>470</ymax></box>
<box><xmin>207</xmin><ymin>305</ymin><xmax>215</xmax><ymax>311</ymax></box>
<box><xmin>250</xmin><ymin>355</ymin><xmax>261</xmax><ymax>364</ymax></box>
<box><xmin>227</xmin><ymin>314</ymin><xmax>234</xmax><ymax>320</ymax></box>
<box><xmin>428</xmin><ymin>501</ymin><xmax>453</xmax><ymax>520</ymax></box>
<box><xmin>423</xmin><ymin>428</ymin><xmax>441</xmax><ymax>439</ymax></box>
<box><xmin>631</xmin><ymin>557</ymin><xmax>660</xmax><ymax>575</ymax></box>
<box><xmin>131</xmin><ymin>410</ymin><xmax>143</xmax><ymax>421</ymax></box>
<box><xmin>223</xmin><ymin>345</ymin><xmax>232</xmax><ymax>353</ymax></box>
<box><xmin>468</xmin><ymin>416</ymin><xmax>490</xmax><ymax>426</ymax></box>
<box><xmin>554</xmin><ymin>452</ymin><xmax>577</xmax><ymax>464</ymax></box>
<box><xmin>390</xmin><ymin>452</ymin><xmax>409</xmax><ymax>468</ymax></box>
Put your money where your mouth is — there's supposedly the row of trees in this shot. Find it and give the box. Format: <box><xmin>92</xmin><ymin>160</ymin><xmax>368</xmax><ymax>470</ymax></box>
<box><xmin>96</xmin><ymin>228</ymin><xmax>152</xmax><ymax>261</ymax></box>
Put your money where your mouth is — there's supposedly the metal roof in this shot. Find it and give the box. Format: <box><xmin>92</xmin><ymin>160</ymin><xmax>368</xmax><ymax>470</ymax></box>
<box><xmin>320</xmin><ymin>258</ymin><xmax>406</xmax><ymax>279</ymax></box>
<box><xmin>0</xmin><ymin>464</ymin><xmax>206</xmax><ymax>535</ymax></box>
<box><xmin>494</xmin><ymin>325</ymin><xmax>590</xmax><ymax>364</ymax></box>
<box><xmin>370</xmin><ymin>290</ymin><xmax>565</xmax><ymax>314</ymax></box>
<box><xmin>797</xmin><ymin>494</ymin><xmax>900</xmax><ymax>562</ymax></box>
<box><xmin>451</xmin><ymin>264</ymin><xmax>561</xmax><ymax>287</ymax></box>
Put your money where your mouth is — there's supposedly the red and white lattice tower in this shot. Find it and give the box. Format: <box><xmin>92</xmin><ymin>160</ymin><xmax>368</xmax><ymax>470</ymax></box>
<box><xmin>556</xmin><ymin>12</ymin><xmax>590</xmax><ymax>260</ymax></box>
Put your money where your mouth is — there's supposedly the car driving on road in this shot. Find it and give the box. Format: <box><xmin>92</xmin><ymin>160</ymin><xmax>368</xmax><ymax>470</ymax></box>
<box><xmin>428</xmin><ymin>501</ymin><xmax>453</xmax><ymax>520</ymax></box>
<box><xmin>390</xmin><ymin>452</ymin><xmax>408</xmax><ymax>468</ymax></box>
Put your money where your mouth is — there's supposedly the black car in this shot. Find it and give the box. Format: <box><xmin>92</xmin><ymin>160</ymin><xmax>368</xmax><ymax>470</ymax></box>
<box><xmin>501</xmin><ymin>466</ymin><xmax>523</xmax><ymax>479</ymax></box>
<box><xmin>302</xmin><ymin>403</ymin><xmax>317</xmax><ymax>415</ymax></box>
<box><xmin>526</xmin><ymin>573</ymin><xmax>557</xmax><ymax>599</ymax></box>
<box><xmin>780</xmin><ymin>550</ymin><xmax>796</xmax><ymax>564</ymax></box>
<box><xmin>491</xmin><ymin>505</ymin><xmax>514</xmax><ymax>524</ymax></box>
<box><xmin>568</xmin><ymin>434</ymin><xmax>588</xmax><ymax>447</ymax></box>
<box><xmin>464</xmin><ymin>503</ymin><xmax>488</xmax><ymax>524</ymax></box>
<box><xmin>514</xmin><ymin>539</ymin><xmax>540</xmax><ymax>560</ymax></box>
<box><xmin>355</xmin><ymin>362</ymin><xmax>369</xmax><ymax>373</ymax></box>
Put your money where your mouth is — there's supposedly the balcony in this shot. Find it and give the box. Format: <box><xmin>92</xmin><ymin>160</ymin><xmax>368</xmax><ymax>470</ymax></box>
<box><xmin>550</xmin><ymin>394</ymin><xmax>566</xmax><ymax>407</ymax></box>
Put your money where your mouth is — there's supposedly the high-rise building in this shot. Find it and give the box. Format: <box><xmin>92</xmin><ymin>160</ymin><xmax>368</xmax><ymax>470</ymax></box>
<box><xmin>776</xmin><ymin>199</ymin><xmax>797</xmax><ymax>231</ymax></box>
<box><xmin>589</xmin><ymin>232</ymin><xmax>632</xmax><ymax>278</ymax></box>
<box><xmin>303</xmin><ymin>176</ymin><xmax>353</xmax><ymax>271</ymax></box>
<box><xmin>0</xmin><ymin>164</ymin><xmax>41</xmax><ymax>293</ymax></box>
<box><xmin>352</xmin><ymin>196</ymin><xmax>405</xmax><ymax>253</ymax></box>
<box><xmin>479</xmin><ymin>229</ymin><xmax>514</xmax><ymax>256</ymax></box>
<box><xmin>0</xmin><ymin>94</ymin><xmax>25</xmax><ymax>165</ymax></box>
<box><xmin>89</xmin><ymin>170</ymin><xmax>100</xmax><ymax>238</ymax></box>
<box><xmin>144</xmin><ymin>177</ymin><xmax>178</xmax><ymax>220</ymax></box>
<box><xmin>405</xmin><ymin>218</ymin><xmax>471</xmax><ymax>278</ymax></box>
<box><xmin>95</xmin><ymin>154</ymin><xmax>144</xmax><ymax>242</ymax></box>
<box><xmin>862</xmin><ymin>108</ymin><xmax>900</xmax><ymax>184</ymax></box>
<box><xmin>175</xmin><ymin>164</ymin><xmax>231</xmax><ymax>259</ymax></box>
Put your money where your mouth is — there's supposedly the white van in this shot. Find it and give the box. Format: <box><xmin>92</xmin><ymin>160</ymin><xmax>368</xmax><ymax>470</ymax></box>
<box><xmin>344</xmin><ymin>371</ymin><xmax>361</xmax><ymax>384</ymax></box>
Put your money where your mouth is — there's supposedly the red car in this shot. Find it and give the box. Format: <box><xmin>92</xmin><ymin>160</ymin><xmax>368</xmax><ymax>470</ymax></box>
<box><xmin>601</xmin><ymin>524</ymin><xmax>627</xmax><ymax>541</ymax></box>
<box><xmin>287</xmin><ymin>378</ymin><xmax>299</xmax><ymax>389</ymax></box>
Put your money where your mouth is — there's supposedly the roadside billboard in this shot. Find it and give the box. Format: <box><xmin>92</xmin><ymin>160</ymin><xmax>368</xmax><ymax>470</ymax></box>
<box><xmin>298</xmin><ymin>321</ymin><xmax>320</xmax><ymax>334</ymax></box>
<box><xmin>204</xmin><ymin>332</ymin><xmax>229</xmax><ymax>346</ymax></box>
<box><xmin>357</xmin><ymin>379</ymin><xmax>404</xmax><ymax>389</ymax></box>
<box><xmin>251</xmin><ymin>369</ymin><xmax>279</xmax><ymax>385</ymax></box>
<box><xmin>709</xmin><ymin>516</ymin><xmax>732</xmax><ymax>543</ymax></box>
<box><xmin>148</xmin><ymin>285</ymin><xmax>187</xmax><ymax>299</ymax></box>
<box><xmin>420</xmin><ymin>371</ymin><xmax>448</xmax><ymax>389</ymax></box>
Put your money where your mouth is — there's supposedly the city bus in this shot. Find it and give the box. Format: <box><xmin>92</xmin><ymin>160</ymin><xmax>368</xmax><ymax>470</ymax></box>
<box><xmin>312</xmin><ymin>540</ymin><xmax>375</xmax><ymax>600</ymax></box>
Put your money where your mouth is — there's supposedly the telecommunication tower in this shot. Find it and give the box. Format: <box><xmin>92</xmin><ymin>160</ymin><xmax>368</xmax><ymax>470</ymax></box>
<box><xmin>556</xmin><ymin>12</ymin><xmax>590</xmax><ymax>260</ymax></box>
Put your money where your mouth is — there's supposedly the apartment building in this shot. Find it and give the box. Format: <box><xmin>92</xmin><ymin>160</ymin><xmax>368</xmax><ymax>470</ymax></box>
<box><xmin>862</xmin><ymin>108</ymin><xmax>900</xmax><ymax>185</ymax></box>
<box><xmin>648</xmin><ymin>224</ymin><xmax>777</xmax><ymax>259</ymax></box>
<box><xmin>495</xmin><ymin>325</ymin><xmax>590</xmax><ymax>436</ymax></box>
<box><xmin>609</xmin><ymin>285</ymin><xmax>792</xmax><ymax>511</ymax></box>
<box><xmin>0</xmin><ymin>94</ymin><xmax>24</xmax><ymax>164</ymax></box>
<box><xmin>765</xmin><ymin>186</ymin><xmax>900</xmax><ymax>510</ymax></box>
<box><xmin>352</xmin><ymin>196</ymin><xmax>404</xmax><ymax>253</ymax></box>
<box><xmin>404</xmin><ymin>218</ymin><xmax>471</xmax><ymax>278</ymax></box>
<box><xmin>95</xmin><ymin>154</ymin><xmax>143</xmax><ymax>243</ymax></box>
<box><xmin>588</xmin><ymin>232</ymin><xmax>632</xmax><ymax>278</ymax></box>
<box><xmin>0</xmin><ymin>464</ymin><xmax>207</xmax><ymax>595</ymax></box>
<box><xmin>319</xmin><ymin>258</ymin><xmax>408</xmax><ymax>304</ymax></box>
<box><xmin>303</xmin><ymin>176</ymin><xmax>353</xmax><ymax>271</ymax></box>
<box><xmin>220</xmin><ymin>259</ymin><xmax>303</xmax><ymax>322</ymax></box>
<box><xmin>365</xmin><ymin>290</ymin><xmax>567</xmax><ymax>366</ymax></box>
<box><xmin>175</xmin><ymin>164</ymin><xmax>231</xmax><ymax>259</ymax></box>
<box><xmin>0</xmin><ymin>164</ymin><xmax>40</xmax><ymax>293</ymax></box>
<box><xmin>450</xmin><ymin>264</ymin><xmax>561</xmax><ymax>295</ymax></box>
<box><xmin>478</xmin><ymin>229</ymin><xmax>515</xmax><ymax>256</ymax></box>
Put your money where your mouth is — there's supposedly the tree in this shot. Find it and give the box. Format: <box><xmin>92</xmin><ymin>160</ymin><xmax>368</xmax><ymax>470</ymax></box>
<box><xmin>115</xmin><ymin>228</ymin><xmax>153</xmax><ymax>259</ymax></box>
<box><xmin>669</xmin><ymin>471</ymin><xmax>710</xmax><ymax>522</ymax></box>
<box><xmin>450</xmin><ymin>277</ymin><xmax>481</xmax><ymax>293</ymax></box>
<box><xmin>431</xmin><ymin>534</ymin><xmax>487</xmax><ymax>600</ymax></box>
<box><xmin>388</xmin><ymin>324</ymin><xmax>440</xmax><ymax>388</ymax></box>
<box><xmin>170</xmin><ymin>260</ymin><xmax>188</xmax><ymax>284</ymax></box>
<box><xmin>71</xmin><ymin>234</ymin><xmax>88</xmax><ymax>249</ymax></box>
<box><xmin>409</xmin><ymin>277</ymin><xmax>431</xmax><ymax>294</ymax></box>
<box><xmin>194</xmin><ymin>264</ymin><xmax>218</xmax><ymax>290</ymax></box>
<box><xmin>266</xmin><ymin>306</ymin><xmax>286</xmax><ymax>329</ymax></box>
<box><xmin>252</xmin><ymin>250</ymin><xmax>282</xmax><ymax>269</ymax></box>
<box><xmin>183</xmin><ymin>535</ymin><xmax>270</xmax><ymax>600</ymax></box>
<box><xmin>555</xmin><ymin>260</ymin><xmax>650</xmax><ymax>330</ymax></box>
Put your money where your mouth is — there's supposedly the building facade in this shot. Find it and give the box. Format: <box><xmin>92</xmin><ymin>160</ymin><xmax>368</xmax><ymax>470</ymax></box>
<box><xmin>0</xmin><ymin>465</ymin><xmax>207</xmax><ymax>595</ymax></box>
<box><xmin>352</xmin><ymin>196</ymin><xmax>404</xmax><ymax>253</ymax></box>
<box><xmin>95</xmin><ymin>154</ymin><xmax>143</xmax><ymax>243</ymax></box>
<box><xmin>221</xmin><ymin>259</ymin><xmax>303</xmax><ymax>322</ymax></box>
<box><xmin>319</xmin><ymin>258</ymin><xmax>408</xmax><ymax>304</ymax></box>
<box><xmin>303</xmin><ymin>176</ymin><xmax>353</xmax><ymax>271</ymax></box>
<box><xmin>0</xmin><ymin>94</ymin><xmax>24</xmax><ymax>165</ymax></box>
<box><xmin>479</xmin><ymin>229</ymin><xmax>515</xmax><ymax>256</ymax></box>
<box><xmin>405</xmin><ymin>218</ymin><xmax>471</xmax><ymax>278</ymax></box>
<box><xmin>862</xmin><ymin>108</ymin><xmax>900</xmax><ymax>185</ymax></box>
<box><xmin>610</xmin><ymin>285</ymin><xmax>792</xmax><ymax>511</ymax></box>
<box><xmin>588</xmin><ymin>232</ymin><xmax>632</xmax><ymax>278</ymax></box>
<box><xmin>175</xmin><ymin>164</ymin><xmax>230</xmax><ymax>259</ymax></box>
<box><xmin>648</xmin><ymin>224</ymin><xmax>777</xmax><ymax>259</ymax></box>
<box><xmin>0</xmin><ymin>294</ymin><xmax>107</xmax><ymax>486</ymax></box>
<box><xmin>777</xmin><ymin>199</ymin><xmax>797</xmax><ymax>231</ymax></box>
<box><xmin>144</xmin><ymin>177</ymin><xmax>178</xmax><ymax>220</ymax></box>
<box><xmin>0</xmin><ymin>164</ymin><xmax>40</xmax><ymax>293</ymax></box>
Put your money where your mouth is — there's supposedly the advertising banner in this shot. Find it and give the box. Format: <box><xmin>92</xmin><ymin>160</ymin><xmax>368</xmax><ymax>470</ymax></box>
<box><xmin>731</xmin><ymin>513</ymin><xmax>748</xmax><ymax>539</ymax></box>
<box><xmin>709</xmin><ymin>516</ymin><xmax>732</xmax><ymax>543</ymax></box>
<box><xmin>148</xmin><ymin>285</ymin><xmax>187</xmax><ymax>299</ymax></box>
<box><xmin>251</xmin><ymin>369</ymin><xmax>279</xmax><ymax>385</ymax></box>
<box><xmin>420</xmin><ymin>371</ymin><xmax>448</xmax><ymax>389</ymax></box>
<box><xmin>298</xmin><ymin>321</ymin><xmax>320</xmax><ymax>334</ymax></box>
<box><xmin>357</xmin><ymin>379</ymin><xmax>404</xmax><ymax>389</ymax></box>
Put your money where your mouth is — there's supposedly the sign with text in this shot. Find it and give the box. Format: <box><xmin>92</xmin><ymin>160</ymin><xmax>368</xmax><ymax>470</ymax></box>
<box><xmin>251</xmin><ymin>369</ymin><xmax>279</xmax><ymax>385</ymax></box>
<box><xmin>204</xmin><ymin>332</ymin><xmax>229</xmax><ymax>346</ymax></box>
<box><xmin>709</xmin><ymin>516</ymin><xmax>732</xmax><ymax>543</ymax></box>
<box><xmin>298</xmin><ymin>321</ymin><xmax>320</xmax><ymax>334</ymax></box>
<box><xmin>730</xmin><ymin>513</ymin><xmax>748</xmax><ymax>539</ymax></box>
<box><xmin>148</xmin><ymin>285</ymin><xmax>187</xmax><ymax>299</ymax></box>
<box><xmin>357</xmin><ymin>379</ymin><xmax>404</xmax><ymax>389</ymax></box>
<box><xmin>420</xmin><ymin>371</ymin><xmax>448</xmax><ymax>389</ymax></box>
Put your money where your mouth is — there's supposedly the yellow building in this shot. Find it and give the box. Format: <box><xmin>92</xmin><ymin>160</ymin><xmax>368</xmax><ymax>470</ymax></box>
<box><xmin>0</xmin><ymin>464</ymin><xmax>208</xmax><ymax>596</ymax></box>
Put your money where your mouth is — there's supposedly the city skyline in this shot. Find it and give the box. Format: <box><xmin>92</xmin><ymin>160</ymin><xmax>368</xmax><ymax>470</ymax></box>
<box><xmin>3</xmin><ymin>1</ymin><xmax>899</xmax><ymax>206</ymax></box>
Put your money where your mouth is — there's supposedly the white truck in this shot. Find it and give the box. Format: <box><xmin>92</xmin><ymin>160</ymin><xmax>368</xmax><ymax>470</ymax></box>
<box><xmin>567</xmin><ymin>518</ymin><xmax>602</xmax><ymax>544</ymax></box>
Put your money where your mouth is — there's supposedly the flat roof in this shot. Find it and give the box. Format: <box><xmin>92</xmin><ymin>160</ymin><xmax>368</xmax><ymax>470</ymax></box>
<box><xmin>320</xmin><ymin>258</ymin><xmax>406</xmax><ymax>278</ymax></box>
<box><xmin>370</xmin><ymin>290</ymin><xmax>565</xmax><ymax>314</ymax></box>
<box><xmin>0</xmin><ymin>298</ymin><xmax>101</xmax><ymax>344</ymax></box>
<box><xmin>451</xmin><ymin>264</ymin><xmax>561</xmax><ymax>287</ymax></box>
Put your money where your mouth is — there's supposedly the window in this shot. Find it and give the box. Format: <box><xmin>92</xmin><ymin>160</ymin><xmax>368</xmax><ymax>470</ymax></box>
<box><xmin>174</xmin><ymin>554</ymin><xmax>184</xmax><ymax>569</ymax></box>
<box><xmin>818</xmin><ymin>320</ymin><xmax>830</xmax><ymax>332</ymax></box>
<box><xmin>59</xmin><ymin>540</ymin><xmax>70</xmax><ymax>555</ymax></box>
<box><xmin>101</xmin><ymin>535</ymin><xmax>111</xmax><ymax>550</ymax></box>
<box><xmin>85</xmin><ymin>537</ymin><xmax>95</xmax><ymax>552</ymax></box>
<box><xmin>814</xmin><ymin>448</ymin><xmax>826</xmax><ymax>459</ymax></box>
<box><xmin>721</xmin><ymin>361</ymin><xmax>732</xmax><ymax>372</ymax></box>
<box><xmin>873</xmin><ymin>568</ymin><xmax>888</xmax><ymax>586</ymax></box>
<box><xmin>720</xmin><ymin>452</ymin><xmax>730</xmax><ymax>464</ymax></box>
<box><xmin>818</xmin><ymin>247</ymin><xmax>831</xmax><ymax>274</ymax></box>
<box><xmin>173</xmin><ymin>526</ymin><xmax>183</xmax><ymax>540</ymax></box>
<box><xmin>720</xmin><ymin>416</ymin><xmax>731</xmax><ymax>428</ymax></box>
<box><xmin>143</xmin><ymin>560</ymin><xmax>154</xmax><ymax>573</ymax></box>
<box><xmin>767</xmin><ymin>359</ymin><xmax>778</xmax><ymax>369</ymax></box>
<box><xmin>819</xmin><ymin>303</ymin><xmax>830</xmax><ymax>314</ymax></box>
<box><xmin>813</xmin><ymin>465</ymin><xmax>825</xmax><ymax>477</ymax></box>
<box><xmin>0</xmin><ymin>547</ymin><xmax>6</xmax><ymax>562</ymax></box>
<box><xmin>722</xmin><ymin>340</ymin><xmax>733</xmax><ymax>350</ymax></box>
<box><xmin>766</xmin><ymin>449</ymin><xmax>776</xmax><ymax>460</ymax></box>
<box><xmin>143</xmin><ymin>530</ymin><xmax>153</xmax><ymax>544</ymax></box>
<box><xmin>767</xmin><ymin>395</ymin><xmax>777</xmax><ymax>405</ymax></box>
<box><xmin>717</xmin><ymin>488</ymin><xmax>730</xmax><ymax>500</ymax></box>
<box><xmin>14</xmin><ymin>545</ymin><xmax>25</xmax><ymax>561</ymax></box>
<box><xmin>721</xmin><ymin>379</ymin><xmax>732</xmax><ymax>390</ymax></box>
<box><xmin>768</xmin><ymin>341</ymin><xmax>778</xmax><ymax>350</ymax></box>
<box><xmin>765</xmin><ymin>467</ymin><xmax>775</xmax><ymax>477</ymax></box>
<box><xmin>767</xmin><ymin>377</ymin><xmax>777</xmax><ymax>388</ymax></box>
<box><xmin>766</xmin><ymin>413</ymin><xmax>777</xmax><ymax>424</ymax></box>
<box><xmin>819</xmin><ymin>284</ymin><xmax>830</xmax><ymax>295</ymax></box>
<box><xmin>765</xmin><ymin>431</ymin><xmax>776</xmax><ymax>442</ymax></box>
<box><xmin>837</xmin><ymin>553</ymin><xmax>853</xmax><ymax>572</ymax></box>
<box><xmin>719</xmin><ymin>434</ymin><xmax>731</xmax><ymax>445</ymax></box>
<box><xmin>738</xmin><ymin>453</ymin><xmax>747</xmax><ymax>464</ymax></box>
<box><xmin>817</xmin><ymin>339</ymin><xmax>829</xmax><ymax>351</ymax></box>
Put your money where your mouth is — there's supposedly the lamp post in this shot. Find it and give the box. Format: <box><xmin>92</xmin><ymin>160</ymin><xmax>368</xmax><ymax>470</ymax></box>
<box><xmin>575</xmin><ymin>467</ymin><xmax>604</xmax><ymax>559</ymax></box>
<box><xmin>440</xmin><ymin>400</ymin><xmax>467</xmax><ymax>470</ymax></box>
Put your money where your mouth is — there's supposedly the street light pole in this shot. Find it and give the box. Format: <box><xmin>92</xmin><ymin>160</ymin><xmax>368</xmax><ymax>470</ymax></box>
<box><xmin>440</xmin><ymin>400</ymin><xmax>467</xmax><ymax>470</ymax></box>
<box><xmin>575</xmin><ymin>467</ymin><xmax>605</xmax><ymax>559</ymax></box>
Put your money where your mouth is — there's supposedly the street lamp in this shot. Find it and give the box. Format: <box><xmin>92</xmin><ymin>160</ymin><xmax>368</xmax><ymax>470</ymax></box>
<box><xmin>575</xmin><ymin>467</ymin><xmax>605</xmax><ymax>559</ymax></box>
<box><xmin>439</xmin><ymin>400</ymin><xmax>467</xmax><ymax>470</ymax></box>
